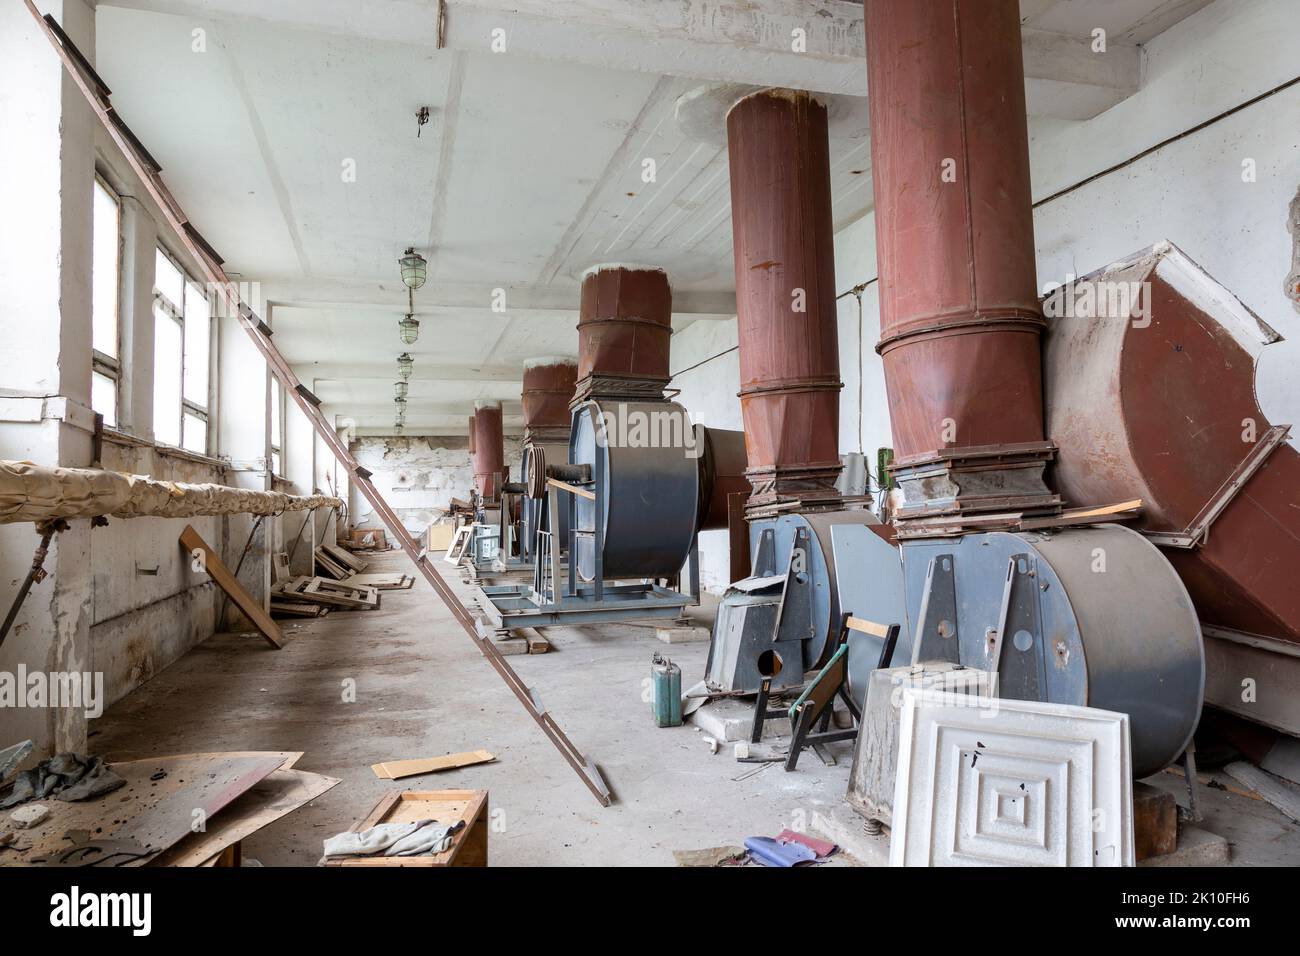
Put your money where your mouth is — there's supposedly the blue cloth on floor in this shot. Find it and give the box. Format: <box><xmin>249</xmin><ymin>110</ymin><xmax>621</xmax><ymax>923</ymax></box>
<box><xmin>745</xmin><ymin>836</ymin><xmax>817</xmax><ymax>867</ymax></box>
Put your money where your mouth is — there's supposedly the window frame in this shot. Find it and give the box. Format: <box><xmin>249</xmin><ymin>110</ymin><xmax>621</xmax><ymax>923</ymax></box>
<box><xmin>153</xmin><ymin>243</ymin><xmax>214</xmax><ymax>453</ymax></box>
<box><xmin>269</xmin><ymin>374</ymin><xmax>284</xmax><ymax>477</ymax></box>
<box><xmin>91</xmin><ymin>174</ymin><xmax>123</xmax><ymax>426</ymax></box>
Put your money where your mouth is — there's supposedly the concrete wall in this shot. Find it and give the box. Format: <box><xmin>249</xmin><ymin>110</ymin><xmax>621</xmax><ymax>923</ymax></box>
<box><xmin>351</xmin><ymin>434</ymin><xmax>525</xmax><ymax>535</ymax></box>
<box><xmin>671</xmin><ymin>0</ymin><xmax>1300</xmax><ymax>593</ymax></box>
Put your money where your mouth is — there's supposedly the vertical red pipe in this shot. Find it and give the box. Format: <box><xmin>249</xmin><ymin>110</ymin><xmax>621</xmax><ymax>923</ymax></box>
<box><xmin>865</xmin><ymin>0</ymin><xmax>1045</xmax><ymax>460</ymax></box>
<box><xmin>521</xmin><ymin>357</ymin><xmax>577</xmax><ymax>442</ymax></box>
<box><xmin>471</xmin><ymin>401</ymin><xmax>504</xmax><ymax>500</ymax></box>
<box><xmin>573</xmin><ymin>266</ymin><xmax>673</xmax><ymax>404</ymax></box>
<box><xmin>727</xmin><ymin>89</ymin><xmax>843</xmax><ymax>511</ymax></box>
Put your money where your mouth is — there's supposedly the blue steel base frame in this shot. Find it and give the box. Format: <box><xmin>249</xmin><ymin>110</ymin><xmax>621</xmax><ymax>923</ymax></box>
<box><xmin>475</xmin><ymin>474</ymin><xmax>700</xmax><ymax>629</ymax></box>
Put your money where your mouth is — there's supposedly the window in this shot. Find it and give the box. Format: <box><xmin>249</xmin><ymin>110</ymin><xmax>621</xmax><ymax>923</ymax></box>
<box><xmin>270</xmin><ymin>375</ymin><xmax>283</xmax><ymax>476</ymax></box>
<box><xmin>91</xmin><ymin>178</ymin><xmax>121</xmax><ymax>426</ymax></box>
<box><xmin>152</xmin><ymin>246</ymin><xmax>212</xmax><ymax>451</ymax></box>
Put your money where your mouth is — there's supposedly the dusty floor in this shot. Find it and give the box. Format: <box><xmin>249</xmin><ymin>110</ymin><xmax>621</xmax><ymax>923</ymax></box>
<box><xmin>90</xmin><ymin>550</ymin><xmax>1300</xmax><ymax>866</ymax></box>
<box><xmin>91</xmin><ymin>551</ymin><xmax>857</xmax><ymax>866</ymax></box>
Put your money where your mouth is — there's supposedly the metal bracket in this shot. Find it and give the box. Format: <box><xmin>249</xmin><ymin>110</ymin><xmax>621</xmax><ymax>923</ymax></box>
<box><xmin>911</xmin><ymin>554</ymin><xmax>960</xmax><ymax>665</ymax></box>
<box><xmin>990</xmin><ymin>554</ymin><xmax>1046</xmax><ymax>700</ymax></box>
<box><xmin>1144</xmin><ymin>424</ymin><xmax>1290</xmax><ymax>548</ymax></box>
<box><xmin>753</xmin><ymin>528</ymin><xmax>778</xmax><ymax>578</ymax></box>
<box><xmin>773</xmin><ymin>527</ymin><xmax>814</xmax><ymax>645</ymax></box>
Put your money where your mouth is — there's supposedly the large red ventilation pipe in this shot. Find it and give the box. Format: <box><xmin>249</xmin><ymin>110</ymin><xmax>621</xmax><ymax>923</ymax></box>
<box><xmin>865</xmin><ymin>0</ymin><xmax>1046</xmax><ymax>461</ymax></box>
<box><xmin>727</xmin><ymin>89</ymin><xmax>843</xmax><ymax>514</ymax></box>
<box><xmin>521</xmin><ymin>356</ymin><xmax>577</xmax><ymax>443</ymax></box>
<box><xmin>470</xmin><ymin>400</ymin><xmax>504</xmax><ymax>500</ymax></box>
<box><xmin>572</xmin><ymin>266</ymin><xmax>673</xmax><ymax>405</ymax></box>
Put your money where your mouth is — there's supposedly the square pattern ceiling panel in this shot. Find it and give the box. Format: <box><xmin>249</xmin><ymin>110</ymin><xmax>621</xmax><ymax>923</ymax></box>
<box><xmin>890</xmin><ymin>690</ymin><xmax>1134</xmax><ymax>867</ymax></box>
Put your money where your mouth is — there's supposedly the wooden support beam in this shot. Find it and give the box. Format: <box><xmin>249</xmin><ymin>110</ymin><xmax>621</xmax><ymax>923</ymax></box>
<box><xmin>180</xmin><ymin>524</ymin><xmax>284</xmax><ymax>648</ymax></box>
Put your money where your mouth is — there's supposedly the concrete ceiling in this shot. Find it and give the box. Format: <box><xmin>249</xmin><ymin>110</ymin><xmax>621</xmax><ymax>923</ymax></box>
<box><xmin>93</xmin><ymin>0</ymin><xmax>1212</xmax><ymax>434</ymax></box>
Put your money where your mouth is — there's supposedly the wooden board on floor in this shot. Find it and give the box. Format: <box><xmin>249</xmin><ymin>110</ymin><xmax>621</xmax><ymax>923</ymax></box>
<box><xmin>180</xmin><ymin>525</ymin><xmax>284</xmax><ymax>648</ymax></box>
<box><xmin>320</xmin><ymin>542</ymin><xmax>367</xmax><ymax>573</ymax></box>
<box><xmin>0</xmin><ymin>752</ymin><xmax>290</xmax><ymax>867</ymax></box>
<box><xmin>314</xmin><ymin>547</ymin><xmax>351</xmax><ymax>580</ymax></box>
<box><xmin>426</xmin><ymin>522</ymin><xmax>457</xmax><ymax>551</ymax></box>
<box><xmin>152</xmin><ymin>767</ymin><xmax>340</xmax><ymax>867</ymax></box>
<box><xmin>345</xmin><ymin>572</ymin><xmax>414</xmax><ymax>590</ymax></box>
<box><xmin>270</xmin><ymin>599</ymin><xmax>323</xmax><ymax>618</ymax></box>
<box><xmin>371</xmin><ymin>750</ymin><xmax>496</xmax><ymax>780</ymax></box>
<box><xmin>321</xmin><ymin>790</ymin><xmax>488</xmax><ymax>867</ymax></box>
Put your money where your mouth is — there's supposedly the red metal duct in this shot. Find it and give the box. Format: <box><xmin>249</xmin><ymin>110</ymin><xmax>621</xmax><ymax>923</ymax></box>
<box><xmin>1045</xmin><ymin>242</ymin><xmax>1300</xmax><ymax>647</ymax></box>
<box><xmin>865</xmin><ymin>0</ymin><xmax>1046</xmax><ymax>462</ymax></box>
<box><xmin>471</xmin><ymin>401</ymin><xmax>504</xmax><ymax>500</ymax></box>
<box><xmin>521</xmin><ymin>356</ymin><xmax>577</xmax><ymax>443</ymax></box>
<box><xmin>726</xmin><ymin>89</ymin><xmax>843</xmax><ymax>514</ymax></box>
<box><xmin>572</xmin><ymin>266</ymin><xmax>673</xmax><ymax>405</ymax></box>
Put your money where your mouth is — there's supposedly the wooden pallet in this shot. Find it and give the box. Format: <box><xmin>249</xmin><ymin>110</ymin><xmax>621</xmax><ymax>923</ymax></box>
<box><xmin>273</xmin><ymin>576</ymin><xmax>379</xmax><ymax>610</ymax></box>
<box><xmin>320</xmin><ymin>542</ymin><xmax>368</xmax><ymax>573</ymax></box>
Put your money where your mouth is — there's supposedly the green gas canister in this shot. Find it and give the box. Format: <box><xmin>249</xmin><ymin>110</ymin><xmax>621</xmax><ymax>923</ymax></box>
<box><xmin>651</xmin><ymin>653</ymin><xmax>682</xmax><ymax>727</ymax></box>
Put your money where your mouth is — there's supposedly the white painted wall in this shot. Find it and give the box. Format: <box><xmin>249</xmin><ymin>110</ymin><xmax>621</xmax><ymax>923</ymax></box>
<box><xmin>671</xmin><ymin>0</ymin><xmax>1300</xmax><ymax>593</ymax></box>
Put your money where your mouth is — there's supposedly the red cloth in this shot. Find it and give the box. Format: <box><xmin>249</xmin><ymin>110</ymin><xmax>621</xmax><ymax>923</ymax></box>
<box><xmin>776</xmin><ymin>829</ymin><xmax>836</xmax><ymax>858</ymax></box>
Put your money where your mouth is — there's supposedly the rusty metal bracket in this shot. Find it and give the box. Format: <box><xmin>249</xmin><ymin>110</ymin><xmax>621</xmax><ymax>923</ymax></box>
<box><xmin>1144</xmin><ymin>424</ymin><xmax>1291</xmax><ymax>549</ymax></box>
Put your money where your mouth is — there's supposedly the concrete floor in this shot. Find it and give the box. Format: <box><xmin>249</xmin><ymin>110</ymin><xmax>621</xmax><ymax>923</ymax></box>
<box><xmin>90</xmin><ymin>551</ymin><xmax>1300</xmax><ymax>866</ymax></box>
<box><xmin>91</xmin><ymin>551</ymin><xmax>857</xmax><ymax>866</ymax></box>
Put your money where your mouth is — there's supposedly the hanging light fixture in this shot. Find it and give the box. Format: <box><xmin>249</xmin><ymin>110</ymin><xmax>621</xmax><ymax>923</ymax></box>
<box><xmin>397</xmin><ymin>352</ymin><xmax>414</xmax><ymax>380</ymax></box>
<box><xmin>398</xmin><ymin>313</ymin><xmax>419</xmax><ymax>345</ymax></box>
<box><xmin>394</xmin><ymin>380</ymin><xmax>409</xmax><ymax>400</ymax></box>
<box><xmin>399</xmin><ymin>248</ymin><xmax>428</xmax><ymax>290</ymax></box>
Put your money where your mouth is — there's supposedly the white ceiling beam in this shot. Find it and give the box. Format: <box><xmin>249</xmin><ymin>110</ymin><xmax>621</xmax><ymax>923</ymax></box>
<box><xmin>99</xmin><ymin>1</ymin><xmax>1141</xmax><ymax>115</ymax></box>
<box><xmin>260</xmin><ymin>276</ymin><xmax>736</xmax><ymax>316</ymax></box>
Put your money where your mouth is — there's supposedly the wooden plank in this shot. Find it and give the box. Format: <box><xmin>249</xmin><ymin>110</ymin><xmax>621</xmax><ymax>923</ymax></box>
<box><xmin>1224</xmin><ymin>761</ymin><xmax>1300</xmax><ymax>823</ymax></box>
<box><xmin>321</xmin><ymin>790</ymin><xmax>488</xmax><ymax>867</ymax></box>
<box><xmin>845</xmin><ymin>615</ymin><xmax>891</xmax><ymax>639</ymax></box>
<box><xmin>547</xmin><ymin>477</ymin><xmax>595</xmax><ymax>500</ymax></box>
<box><xmin>371</xmin><ymin>750</ymin><xmax>496</xmax><ymax>780</ymax></box>
<box><xmin>345</xmin><ymin>572</ymin><xmax>413</xmax><ymax>590</ymax></box>
<box><xmin>152</xmin><ymin>768</ymin><xmax>340</xmax><ymax>867</ymax></box>
<box><xmin>321</xmin><ymin>542</ymin><xmax>367</xmax><ymax>573</ymax></box>
<box><xmin>314</xmin><ymin>547</ymin><xmax>350</xmax><ymax>580</ymax></box>
<box><xmin>181</xmin><ymin>525</ymin><xmax>284</xmax><ymax>648</ymax></box>
<box><xmin>270</xmin><ymin>600</ymin><xmax>322</xmax><ymax>618</ymax></box>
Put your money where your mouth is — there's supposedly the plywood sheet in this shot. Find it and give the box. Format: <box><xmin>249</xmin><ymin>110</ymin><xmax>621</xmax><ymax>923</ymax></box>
<box><xmin>1</xmin><ymin>752</ymin><xmax>290</xmax><ymax>867</ymax></box>
<box><xmin>152</xmin><ymin>768</ymin><xmax>340</xmax><ymax>867</ymax></box>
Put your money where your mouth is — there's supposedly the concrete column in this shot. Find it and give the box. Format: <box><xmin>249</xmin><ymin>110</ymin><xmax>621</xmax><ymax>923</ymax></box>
<box><xmin>215</xmin><ymin>297</ymin><xmax>270</xmax><ymax>624</ymax></box>
<box><xmin>283</xmin><ymin>391</ymin><xmax>319</xmax><ymax>576</ymax></box>
<box><xmin>0</xmin><ymin>0</ymin><xmax>98</xmax><ymax>757</ymax></box>
<box><xmin>726</xmin><ymin>89</ymin><xmax>843</xmax><ymax>512</ymax></box>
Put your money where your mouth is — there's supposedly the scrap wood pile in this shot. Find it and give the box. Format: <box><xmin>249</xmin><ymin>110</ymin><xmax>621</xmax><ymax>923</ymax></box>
<box><xmin>0</xmin><ymin>742</ymin><xmax>338</xmax><ymax>867</ymax></box>
<box><xmin>269</xmin><ymin>542</ymin><xmax>413</xmax><ymax>618</ymax></box>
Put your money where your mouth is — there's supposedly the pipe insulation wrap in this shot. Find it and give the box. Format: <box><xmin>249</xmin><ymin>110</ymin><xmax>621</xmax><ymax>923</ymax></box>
<box><xmin>0</xmin><ymin>460</ymin><xmax>342</xmax><ymax>524</ymax></box>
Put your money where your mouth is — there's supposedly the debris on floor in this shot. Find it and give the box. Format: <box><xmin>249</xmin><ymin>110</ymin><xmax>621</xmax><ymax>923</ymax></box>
<box><xmin>0</xmin><ymin>752</ymin><xmax>125</xmax><ymax>809</ymax></box>
<box><xmin>321</xmin><ymin>790</ymin><xmax>488</xmax><ymax>867</ymax></box>
<box><xmin>0</xmin><ymin>751</ymin><xmax>333</xmax><ymax>868</ymax></box>
<box><xmin>371</xmin><ymin>749</ymin><xmax>496</xmax><ymax>781</ymax></box>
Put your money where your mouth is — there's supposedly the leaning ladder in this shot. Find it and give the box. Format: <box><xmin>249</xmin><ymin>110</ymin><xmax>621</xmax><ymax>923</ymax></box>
<box><xmin>24</xmin><ymin>0</ymin><xmax>611</xmax><ymax>806</ymax></box>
